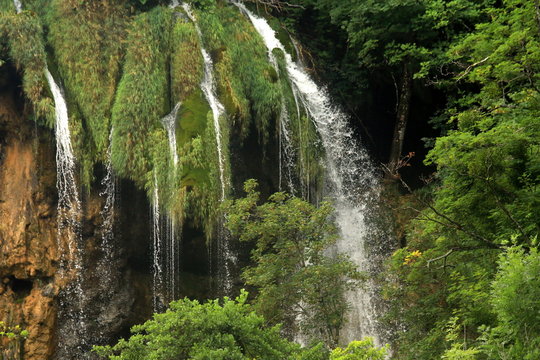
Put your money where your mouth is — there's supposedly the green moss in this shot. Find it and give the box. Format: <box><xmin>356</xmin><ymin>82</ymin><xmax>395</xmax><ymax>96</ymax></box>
<box><xmin>47</xmin><ymin>0</ymin><xmax>129</xmax><ymax>158</ymax></box>
<box><xmin>0</xmin><ymin>0</ymin><xmax>14</xmax><ymax>13</ymax></box>
<box><xmin>1</xmin><ymin>0</ymin><xmax>326</xmax><ymax>242</ymax></box>
<box><xmin>177</xmin><ymin>89</ymin><xmax>210</xmax><ymax>145</ymax></box>
<box><xmin>179</xmin><ymin>113</ymin><xmax>222</xmax><ymax>240</ymax></box>
<box><xmin>268</xmin><ymin>16</ymin><xmax>297</xmax><ymax>62</ymax></box>
<box><xmin>0</xmin><ymin>10</ymin><xmax>53</xmax><ymax>122</ymax></box>
<box><xmin>111</xmin><ymin>6</ymin><xmax>172</xmax><ymax>189</ymax></box>
<box><xmin>197</xmin><ymin>3</ymin><xmax>281</xmax><ymax>143</ymax></box>
<box><xmin>171</xmin><ymin>18</ymin><xmax>203</xmax><ymax>101</ymax></box>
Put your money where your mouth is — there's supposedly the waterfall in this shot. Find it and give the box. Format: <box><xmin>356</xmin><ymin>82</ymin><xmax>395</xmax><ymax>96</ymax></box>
<box><xmin>181</xmin><ymin>2</ymin><xmax>227</xmax><ymax>200</ymax></box>
<box><xmin>150</xmin><ymin>180</ymin><xmax>181</xmax><ymax>311</ymax></box>
<box><xmin>13</xmin><ymin>0</ymin><xmax>22</xmax><ymax>12</ymax></box>
<box><xmin>151</xmin><ymin>176</ymin><xmax>164</xmax><ymax>312</ymax></box>
<box><xmin>179</xmin><ymin>2</ymin><xmax>234</xmax><ymax>296</ymax></box>
<box><xmin>161</xmin><ymin>102</ymin><xmax>181</xmax><ymax>168</ymax></box>
<box><xmin>160</xmin><ymin>103</ymin><xmax>182</xmax><ymax>303</ymax></box>
<box><xmin>45</xmin><ymin>67</ymin><xmax>82</xmax><ymax>267</ymax></box>
<box><xmin>99</xmin><ymin>128</ymin><xmax>116</xmax><ymax>283</ymax></box>
<box><xmin>278</xmin><ymin>102</ymin><xmax>297</xmax><ymax>194</ymax></box>
<box><xmin>235</xmin><ymin>2</ymin><xmax>383</xmax><ymax>345</ymax></box>
<box><xmin>165</xmin><ymin>217</ymin><xmax>179</xmax><ymax>302</ymax></box>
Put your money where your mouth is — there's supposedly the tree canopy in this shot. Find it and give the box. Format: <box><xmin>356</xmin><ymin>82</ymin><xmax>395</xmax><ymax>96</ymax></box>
<box><xmin>224</xmin><ymin>180</ymin><xmax>361</xmax><ymax>347</ymax></box>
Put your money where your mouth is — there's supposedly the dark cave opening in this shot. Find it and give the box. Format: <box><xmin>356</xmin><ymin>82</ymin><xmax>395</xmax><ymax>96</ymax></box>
<box><xmin>8</xmin><ymin>276</ymin><xmax>33</xmax><ymax>299</ymax></box>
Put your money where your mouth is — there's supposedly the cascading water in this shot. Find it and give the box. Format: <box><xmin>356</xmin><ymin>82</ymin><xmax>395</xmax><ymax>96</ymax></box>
<box><xmin>181</xmin><ymin>2</ymin><xmax>226</xmax><ymax>200</ymax></box>
<box><xmin>99</xmin><ymin>129</ymin><xmax>116</xmax><ymax>278</ymax></box>
<box><xmin>160</xmin><ymin>103</ymin><xmax>182</xmax><ymax>304</ymax></box>
<box><xmin>180</xmin><ymin>2</ymin><xmax>234</xmax><ymax>296</ymax></box>
<box><xmin>150</xmin><ymin>198</ymin><xmax>180</xmax><ymax>311</ymax></box>
<box><xmin>278</xmin><ymin>101</ymin><xmax>297</xmax><ymax>194</ymax></box>
<box><xmin>161</xmin><ymin>102</ymin><xmax>181</xmax><ymax>168</ymax></box>
<box><xmin>235</xmin><ymin>2</ymin><xmax>384</xmax><ymax>345</ymax></box>
<box><xmin>13</xmin><ymin>0</ymin><xmax>22</xmax><ymax>13</ymax></box>
<box><xmin>151</xmin><ymin>176</ymin><xmax>165</xmax><ymax>312</ymax></box>
<box><xmin>44</xmin><ymin>67</ymin><xmax>94</xmax><ymax>359</ymax></box>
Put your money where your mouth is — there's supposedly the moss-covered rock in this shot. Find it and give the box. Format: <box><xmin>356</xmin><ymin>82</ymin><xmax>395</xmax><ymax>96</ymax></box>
<box><xmin>46</xmin><ymin>0</ymin><xmax>129</xmax><ymax>159</ymax></box>
<box><xmin>1</xmin><ymin>0</ymin><xmax>326</xmax><ymax>246</ymax></box>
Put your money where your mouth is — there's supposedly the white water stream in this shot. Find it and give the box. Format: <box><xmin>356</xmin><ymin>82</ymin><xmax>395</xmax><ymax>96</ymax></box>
<box><xmin>161</xmin><ymin>102</ymin><xmax>181</xmax><ymax>168</ymax></box>
<box><xmin>151</xmin><ymin>176</ymin><xmax>164</xmax><ymax>312</ymax></box>
<box><xmin>179</xmin><ymin>2</ymin><xmax>234</xmax><ymax>296</ymax></box>
<box><xmin>99</xmin><ymin>128</ymin><xmax>116</xmax><ymax>282</ymax></box>
<box><xmin>17</xmin><ymin>0</ymin><xmax>88</xmax><ymax>353</ymax></box>
<box><xmin>13</xmin><ymin>0</ymin><xmax>22</xmax><ymax>12</ymax></box>
<box><xmin>235</xmin><ymin>2</ymin><xmax>382</xmax><ymax>345</ymax></box>
<box><xmin>182</xmin><ymin>2</ymin><xmax>227</xmax><ymax>200</ymax></box>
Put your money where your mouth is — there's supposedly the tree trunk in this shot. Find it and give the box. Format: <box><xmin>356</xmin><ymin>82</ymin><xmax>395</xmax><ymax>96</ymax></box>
<box><xmin>387</xmin><ymin>64</ymin><xmax>412</xmax><ymax>177</ymax></box>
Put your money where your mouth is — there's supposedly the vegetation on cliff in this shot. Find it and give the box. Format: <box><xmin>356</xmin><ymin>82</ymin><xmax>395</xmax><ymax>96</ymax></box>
<box><xmin>0</xmin><ymin>0</ymin><xmax>326</xmax><ymax>240</ymax></box>
<box><xmin>2</xmin><ymin>0</ymin><xmax>540</xmax><ymax>359</ymax></box>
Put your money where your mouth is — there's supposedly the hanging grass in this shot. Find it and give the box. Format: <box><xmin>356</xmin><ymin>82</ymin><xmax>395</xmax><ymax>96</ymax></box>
<box><xmin>197</xmin><ymin>2</ymin><xmax>281</xmax><ymax>144</ymax></box>
<box><xmin>0</xmin><ymin>9</ymin><xmax>54</xmax><ymax>124</ymax></box>
<box><xmin>46</xmin><ymin>0</ymin><xmax>129</xmax><ymax>159</ymax></box>
<box><xmin>0</xmin><ymin>0</ymin><xmax>326</xmax><ymax>242</ymax></box>
<box><xmin>111</xmin><ymin>6</ymin><xmax>172</xmax><ymax>191</ymax></box>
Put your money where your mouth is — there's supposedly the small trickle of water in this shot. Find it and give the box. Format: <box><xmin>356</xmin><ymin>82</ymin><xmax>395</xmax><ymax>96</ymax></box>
<box><xmin>161</xmin><ymin>102</ymin><xmax>181</xmax><ymax>168</ymax></box>
<box><xmin>45</xmin><ymin>65</ymin><xmax>90</xmax><ymax>359</ymax></box>
<box><xmin>13</xmin><ymin>0</ymin><xmax>22</xmax><ymax>12</ymax></box>
<box><xmin>278</xmin><ymin>102</ymin><xmax>297</xmax><ymax>194</ymax></box>
<box><xmin>235</xmin><ymin>2</ymin><xmax>383</xmax><ymax>345</ymax></box>
<box><xmin>151</xmin><ymin>176</ymin><xmax>164</xmax><ymax>312</ymax></box>
<box><xmin>165</xmin><ymin>217</ymin><xmax>179</xmax><ymax>301</ymax></box>
<box><xmin>181</xmin><ymin>2</ymin><xmax>235</xmax><ymax>297</ymax></box>
<box><xmin>45</xmin><ymin>67</ymin><xmax>82</xmax><ymax>268</ymax></box>
<box><xmin>181</xmin><ymin>2</ymin><xmax>227</xmax><ymax>200</ymax></box>
<box><xmin>99</xmin><ymin>128</ymin><xmax>116</xmax><ymax>280</ymax></box>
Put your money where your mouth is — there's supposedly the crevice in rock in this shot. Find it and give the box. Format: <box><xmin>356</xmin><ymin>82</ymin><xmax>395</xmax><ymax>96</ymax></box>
<box><xmin>6</xmin><ymin>276</ymin><xmax>34</xmax><ymax>299</ymax></box>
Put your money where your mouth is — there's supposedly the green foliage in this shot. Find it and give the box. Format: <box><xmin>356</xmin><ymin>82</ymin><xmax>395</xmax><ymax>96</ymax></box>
<box><xmin>224</xmin><ymin>180</ymin><xmax>361</xmax><ymax>347</ymax></box>
<box><xmin>111</xmin><ymin>6</ymin><xmax>171</xmax><ymax>188</ymax></box>
<box><xmin>171</xmin><ymin>19</ymin><xmax>203</xmax><ymax>101</ymax></box>
<box><xmin>196</xmin><ymin>3</ymin><xmax>281</xmax><ymax>142</ymax></box>
<box><xmin>94</xmin><ymin>290</ymin><xmax>326</xmax><ymax>360</ymax></box>
<box><xmin>0</xmin><ymin>322</ymin><xmax>28</xmax><ymax>357</ymax></box>
<box><xmin>46</xmin><ymin>0</ymin><xmax>129</xmax><ymax>161</ymax></box>
<box><xmin>0</xmin><ymin>9</ymin><xmax>53</xmax><ymax>123</ymax></box>
<box><xmin>477</xmin><ymin>246</ymin><xmax>540</xmax><ymax>359</ymax></box>
<box><xmin>329</xmin><ymin>338</ymin><xmax>387</xmax><ymax>360</ymax></box>
<box><xmin>383</xmin><ymin>1</ymin><xmax>540</xmax><ymax>358</ymax></box>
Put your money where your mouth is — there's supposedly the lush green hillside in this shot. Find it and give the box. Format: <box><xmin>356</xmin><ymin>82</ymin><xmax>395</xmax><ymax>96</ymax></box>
<box><xmin>1</xmin><ymin>0</ymin><xmax>539</xmax><ymax>359</ymax></box>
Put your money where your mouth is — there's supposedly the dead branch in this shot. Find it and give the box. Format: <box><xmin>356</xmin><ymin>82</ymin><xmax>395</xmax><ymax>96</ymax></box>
<box><xmin>245</xmin><ymin>0</ymin><xmax>304</xmax><ymax>11</ymax></box>
<box><xmin>456</xmin><ymin>56</ymin><xmax>490</xmax><ymax>81</ymax></box>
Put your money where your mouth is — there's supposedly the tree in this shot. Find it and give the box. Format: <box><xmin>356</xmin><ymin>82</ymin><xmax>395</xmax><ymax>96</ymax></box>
<box><xmin>0</xmin><ymin>322</ymin><xmax>28</xmax><ymax>360</ymax></box>
<box><xmin>223</xmin><ymin>180</ymin><xmax>361</xmax><ymax>347</ymax></box>
<box><xmin>94</xmin><ymin>290</ymin><xmax>326</xmax><ymax>360</ymax></box>
<box><xmin>384</xmin><ymin>1</ymin><xmax>540</xmax><ymax>358</ymax></box>
<box><xmin>480</xmin><ymin>246</ymin><xmax>540</xmax><ymax>359</ymax></box>
<box><xmin>330</xmin><ymin>338</ymin><xmax>387</xmax><ymax>360</ymax></box>
<box><xmin>282</xmin><ymin>0</ymin><xmax>496</xmax><ymax>176</ymax></box>
<box><xmin>94</xmin><ymin>290</ymin><xmax>389</xmax><ymax>360</ymax></box>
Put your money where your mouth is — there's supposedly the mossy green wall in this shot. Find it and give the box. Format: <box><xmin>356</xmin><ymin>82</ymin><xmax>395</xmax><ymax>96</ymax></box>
<box><xmin>0</xmin><ymin>0</ymin><xmax>325</xmax><ymax>242</ymax></box>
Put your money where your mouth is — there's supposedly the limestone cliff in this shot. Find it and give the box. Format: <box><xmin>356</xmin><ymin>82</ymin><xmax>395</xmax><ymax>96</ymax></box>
<box><xmin>0</xmin><ymin>67</ymin><xmax>152</xmax><ymax>360</ymax></box>
<box><xmin>0</xmin><ymin>71</ymin><xmax>59</xmax><ymax>358</ymax></box>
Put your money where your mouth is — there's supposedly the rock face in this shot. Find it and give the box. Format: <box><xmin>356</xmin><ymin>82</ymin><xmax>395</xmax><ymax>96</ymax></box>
<box><xmin>0</xmin><ymin>74</ymin><xmax>58</xmax><ymax>359</ymax></box>
<box><xmin>0</xmin><ymin>67</ymin><xmax>154</xmax><ymax>359</ymax></box>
